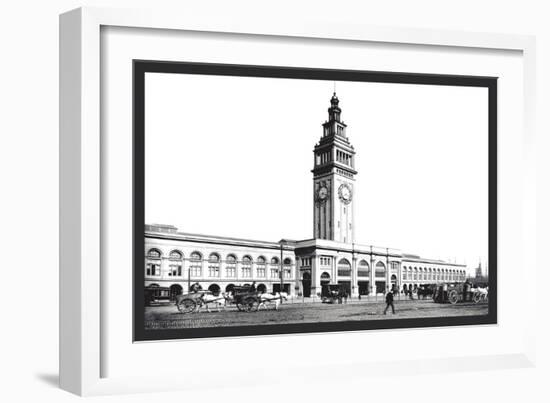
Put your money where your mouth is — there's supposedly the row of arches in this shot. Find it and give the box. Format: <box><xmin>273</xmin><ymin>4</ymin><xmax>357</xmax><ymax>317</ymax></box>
<box><xmin>401</xmin><ymin>266</ymin><xmax>466</xmax><ymax>282</ymax></box>
<box><xmin>326</xmin><ymin>258</ymin><xmax>387</xmax><ymax>278</ymax></box>
<box><xmin>146</xmin><ymin>248</ymin><xmax>293</xmax><ymax>280</ymax></box>
<box><xmin>146</xmin><ymin>282</ymin><xmax>270</xmax><ymax>300</ymax></box>
<box><xmin>147</xmin><ymin>248</ymin><xmax>293</xmax><ymax>265</ymax></box>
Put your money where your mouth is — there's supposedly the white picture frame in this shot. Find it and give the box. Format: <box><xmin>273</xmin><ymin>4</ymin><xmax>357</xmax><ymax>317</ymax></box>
<box><xmin>59</xmin><ymin>6</ymin><xmax>537</xmax><ymax>396</ymax></box>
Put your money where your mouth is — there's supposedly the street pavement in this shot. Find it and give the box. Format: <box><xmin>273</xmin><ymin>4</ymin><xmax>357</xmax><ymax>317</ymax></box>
<box><xmin>144</xmin><ymin>298</ymin><xmax>488</xmax><ymax>329</ymax></box>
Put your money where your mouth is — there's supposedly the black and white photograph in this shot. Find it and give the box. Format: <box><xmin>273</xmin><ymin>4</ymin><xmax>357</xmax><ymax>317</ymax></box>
<box><xmin>134</xmin><ymin>62</ymin><xmax>496</xmax><ymax>340</ymax></box>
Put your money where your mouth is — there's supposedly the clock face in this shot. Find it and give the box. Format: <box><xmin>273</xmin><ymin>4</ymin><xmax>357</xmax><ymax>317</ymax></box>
<box><xmin>317</xmin><ymin>186</ymin><xmax>328</xmax><ymax>201</ymax></box>
<box><xmin>338</xmin><ymin>183</ymin><xmax>352</xmax><ymax>204</ymax></box>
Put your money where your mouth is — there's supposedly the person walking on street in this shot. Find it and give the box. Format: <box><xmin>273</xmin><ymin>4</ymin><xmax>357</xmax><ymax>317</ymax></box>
<box><xmin>384</xmin><ymin>290</ymin><xmax>395</xmax><ymax>315</ymax></box>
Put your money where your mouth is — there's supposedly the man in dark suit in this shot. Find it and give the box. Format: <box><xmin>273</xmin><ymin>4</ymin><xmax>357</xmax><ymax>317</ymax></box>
<box><xmin>384</xmin><ymin>289</ymin><xmax>395</xmax><ymax>315</ymax></box>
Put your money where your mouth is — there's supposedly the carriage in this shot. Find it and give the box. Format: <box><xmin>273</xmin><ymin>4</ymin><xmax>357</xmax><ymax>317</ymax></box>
<box><xmin>230</xmin><ymin>285</ymin><xmax>261</xmax><ymax>312</ymax></box>
<box><xmin>175</xmin><ymin>286</ymin><xmax>261</xmax><ymax>313</ymax></box>
<box><xmin>433</xmin><ymin>282</ymin><xmax>484</xmax><ymax>304</ymax></box>
<box><xmin>175</xmin><ymin>290</ymin><xmax>210</xmax><ymax>313</ymax></box>
<box><xmin>417</xmin><ymin>284</ymin><xmax>437</xmax><ymax>299</ymax></box>
<box><xmin>321</xmin><ymin>284</ymin><xmax>347</xmax><ymax>304</ymax></box>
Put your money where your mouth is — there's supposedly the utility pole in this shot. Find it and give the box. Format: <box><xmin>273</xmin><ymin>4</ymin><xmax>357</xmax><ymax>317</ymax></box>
<box><xmin>280</xmin><ymin>241</ymin><xmax>284</xmax><ymax>293</ymax></box>
<box><xmin>187</xmin><ymin>258</ymin><xmax>191</xmax><ymax>292</ymax></box>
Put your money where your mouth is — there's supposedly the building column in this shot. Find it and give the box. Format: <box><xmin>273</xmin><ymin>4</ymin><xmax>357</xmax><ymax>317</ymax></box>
<box><xmin>351</xmin><ymin>254</ymin><xmax>358</xmax><ymax>297</ymax></box>
<box><xmin>385</xmin><ymin>251</ymin><xmax>391</xmax><ymax>293</ymax></box>
<box><xmin>369</xmin><ymin>252</ymin><xmax>375</xmax><ymax>296</ymax></box>
<box><xmin>159</xmin><ymin>257</ymin><xmax>168</xmax><ymax>281</ymax></box>
<box><xmin>311</xmin><ymin>254</ymin><xmax>321</xmax><ymax>298</ymax></box>
<box><xmin>292</xmin><ymin>263</ymin><xmax>299</xmax><ymax>297</ymax></box>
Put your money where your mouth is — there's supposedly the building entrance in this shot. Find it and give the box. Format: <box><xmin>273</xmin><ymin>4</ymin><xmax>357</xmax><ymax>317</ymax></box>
<box><xmin>337</xmin><ymin>281</ymin><xmax>351</xmax><ymax>296</ymax></box>
<box><xmin>358</xmin><ymin>281</ymin><xmax>370</xmax><ymax>295</ymax></box>
<box><xmin>302</xmin><ymin>271</ymin><xmax>311</xmax><ymax>297</ymax></box>
<box><xmin>375</xmin><ymin>281</ymin><xmax>386</xmax><ymax>294</ymax></box>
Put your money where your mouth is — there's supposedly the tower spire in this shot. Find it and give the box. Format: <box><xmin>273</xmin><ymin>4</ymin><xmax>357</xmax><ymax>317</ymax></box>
<box><xmin>328</xmin><ymin>92</ymin><xmax>342</xmax><ymax>122</ymax></box>
<box><xmin>313</xmin><ymin>93</ymin><xmax>357</xmax><ymax>243</ymax></box>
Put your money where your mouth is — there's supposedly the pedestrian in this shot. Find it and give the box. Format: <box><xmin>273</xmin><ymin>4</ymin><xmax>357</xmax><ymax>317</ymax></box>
<box><xmin>249</xmin><ymin>281</ymin><xmax>256</xmax><ymax>293</ymax></box>
<box><xmin>384</xmin><ymin>289</ymin><xmax>395</xmax><ymax>315</ymax></box>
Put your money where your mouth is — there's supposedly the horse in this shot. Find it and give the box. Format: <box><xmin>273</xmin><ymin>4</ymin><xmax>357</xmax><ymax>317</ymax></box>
<box><xmin>475</xmin><ymin>287</ymin><xmax>489</xmax><ymax>302</ymax></box>
<box><xmin>198</xmin><ymin>292</ymin><xmax>229</xmax><ymax>313</ymax></box>
<box><xmin>258</xmin><ymin>292</ymin><xmax>288</xmax><ymax>311</ymax></box>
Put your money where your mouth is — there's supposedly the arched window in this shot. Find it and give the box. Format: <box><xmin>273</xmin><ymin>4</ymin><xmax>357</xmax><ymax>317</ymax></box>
<box><xmin>320</xmin><ymin>272</ymin><xmax>331</xmax><ymax>280</ymax></box>
<box><xmin>270</xmin><ymin>257</ymin><xmax>279</xmax><ymax>279</ymax></box>
<box><xmin>256</xmin><ymin>256</ymin><xmax>267</xmax><ymax>278</ymax></box>
<box><xmin>283</xmin><ymin>258</ymin><xmax>292</xmax><ymax>278</ymax></box>
<box><xmin>337</xmin><ymin>259</ymin><xmax>351</xmax><ymax>277</ymax></box>
<box><xmin>208</xmin><ymin>253</ymin><xmax>220</xmax><ymax>277</ymax></box>
<box><xmin>169</xmin><ymin>284</ymin><xmax>183</xmax><ymax>300</ymax></box>
<box><xmin>168</xmin><ymin>250</ymin><xmax>183</xmax><ymax>277</ymax></box>
<box><xmin>241</xmin><ymin>255</ymin><xmax>252</xmax><ymax>278</ymax></box>
<box><xmin>208</xmin><ymin>284</ymin><xmax>221</xmax><ymax>295</ymax></box>
<box><xmin>145</xmin><ymin>248</ymin><xmax>162</xmax><ymax>277</ymax></box>
<box><xmin>413</xmin><ymin>267</ymin><xmax>418</xmax><ymax>281</ymax></box>
<box><xmin>358</xmin><ymin>260</ymin><xmax>370</xmax><ymax>278</ymax></box>
<box><xmin>375</xmin><ymin>261</ymin><xmax>386</xmax><ymax>278</ymax></box>
<box><xmin>189</xmin><ymin>251</ymin><xmax>202</xmax><ymax>277</ymax></box>
<box><xmin>147</xmin><ymin>248</ymin><xmax>162</xmax><ymax>258</ymax></box>
<box><xmin>225</xmin><ymin>254</ymin><xmax>237</xmax><ymax>278</ymax></box>
<box><xmin>423</xmin><ymin>268</ymin><xmax>427</xmax><ymax>281</ymax></box>
<box><xmin>169</xmin><ymin>250</ymin><xmax>182</xmax><ymax>260</ymax></box>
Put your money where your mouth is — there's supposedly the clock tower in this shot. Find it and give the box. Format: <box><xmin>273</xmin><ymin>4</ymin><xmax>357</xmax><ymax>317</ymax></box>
<box><xmin>312</xmin><ymin>93</ymin><xmax>357</xmax><ymax>243</ymax></box>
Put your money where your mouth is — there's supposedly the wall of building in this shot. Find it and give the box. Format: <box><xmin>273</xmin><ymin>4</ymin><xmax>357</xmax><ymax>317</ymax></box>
<box><xmin>144</xmin><ymin>235</ymin><xmax>298</xmax><ymax>296</ymax></box>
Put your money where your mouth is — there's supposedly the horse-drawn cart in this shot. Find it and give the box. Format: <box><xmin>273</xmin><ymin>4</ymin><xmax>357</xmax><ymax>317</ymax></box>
<box><xmin>174</xmin><ymin>286</ymin><xmax>264</xmax><ymax>313</ymax></box>
<box><xmin>231</xmin><ymin>286</ymin><xmax>261</xmax><ymax>312</ymax></box>
<box><xmin>175</xmin><ymin>291</ymin><xmax>208</xmax><ymax>313</ymax></box>
<box><xmin>433</xmin><ymin>282</ymin><xmax>485</xmax><ymax>304</ymax></box>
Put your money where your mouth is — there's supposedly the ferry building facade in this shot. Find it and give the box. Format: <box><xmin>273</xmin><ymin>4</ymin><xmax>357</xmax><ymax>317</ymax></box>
<box><xmin>144</xmin><ymin>94</ymin><xmax>466</xmax><ymax>300</ymax></box>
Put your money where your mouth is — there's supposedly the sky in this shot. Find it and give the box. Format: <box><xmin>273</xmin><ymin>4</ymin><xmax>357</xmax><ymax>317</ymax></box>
<box><xmin>144</xmin><ymin>72</ymin><xmax>488</xmax><ymax>275</ymax></box>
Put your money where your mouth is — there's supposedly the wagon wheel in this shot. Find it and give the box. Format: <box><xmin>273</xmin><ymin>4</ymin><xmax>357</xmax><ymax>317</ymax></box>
<box><xmin>447</xmin><ymin>290</ymin><xmax>459</xmax><ymax>304</ymax></box>
<box><xmin>177</xmin><ymin>298</ymin><xmax>196</xmax><ymax>314</ymax></box>
<box><xmin>473</xmin><ymin>292</ymin><xmax>481</xmax><ymax>304</ymax></box>
<box><xmin>237</xmin><ymin>296</ymin><xmax>259</xmax><ymax>312</ymax></box>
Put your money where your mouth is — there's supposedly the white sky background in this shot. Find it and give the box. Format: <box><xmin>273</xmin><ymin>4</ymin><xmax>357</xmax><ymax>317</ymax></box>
<box><xmin>145</xmin><ymin>73</ymin><xmax>488</xmax><ymax>275</ymax></box>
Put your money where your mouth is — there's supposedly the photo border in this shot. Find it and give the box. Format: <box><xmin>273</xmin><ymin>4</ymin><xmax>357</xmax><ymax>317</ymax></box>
<box><xmin>133</xmin><ymin>60</ymin><xmax>498</xmax><ymax>342</ymax></box>
<box><xmin>60</xmin><ymin>6</ymin><xmax>536</xmax><ymax>395</ymax></box>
